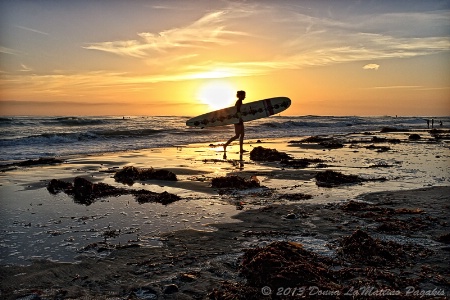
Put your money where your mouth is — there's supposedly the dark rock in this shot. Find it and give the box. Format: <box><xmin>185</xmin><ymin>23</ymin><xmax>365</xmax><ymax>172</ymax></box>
<box><xmin>437</xmin><ymin>233</ymin><xmax>450</xmax><ymax>244</ymax></box>
<box><xmin>365</xmin><ymin>144</ymin><xmax>391</xmax><ymax>152</ymax></box>
<box><xmin>408</xmin><ymin>134</ymin><xmax>421</xmax><ymax>140</ymax></box>
<box><xmin>179</xmin><ymin>273</ymin><xmax>197</xmax><ymax>282</ymax></box>
<box><xmin>211</xmin><ymin>175</ymin><xmax>260</xmax><ymax>189</ymax></box>
<box><xmin>134</xmin><ymin>190</ymin><xmax>181</xmax><ymax>205</ymax></box>
<box><xmin>47</xmin><ymin>177</ymin><xmax>181</xmax><ymax>205</ymax></box>
<box><xmin>163</xmin><ymin>284</ymin><xmax>179</xmax><ymax>294</ymax></box>
<box><xmin>290</xmin><ymin>136</ymin><xmax>331</xmax><ymax>143</ymax></box>
<box><xmin>47</xmin><ymin>179</ymin><xmax>73</xmax><ymax>194</ymax></box>
<box><xmin>278</xmin><ymin>193</ymin><xmax>313</xmax><ymax>201</ymax></box>
<box><xmin>319</xmin><ymin>140</ymin><xmax>344</xmax><ymax>149</ymax></box>
<box><xmin>380</xmin><ymin>127</ymin><xmax>403</xmax><ymax>133</ymax></box>
<box><xmin>73</xmin><ymin>177</ymin><xmax>94</xmax><ymax>200</ymax></box>
<box><xmin>280</xmin><ymin>158</ymin><xmax>324</xmax><ymax>169</ymax></box>
<box><xmin>285</xmin><ymin>213</ymin><xmax>297</xmax><ymax>219</ymax></box>
<box><xmin>249</xmin><ymin>146</ymin><xmax>291</xmax><ymax>161</ymax></box>
<box><xmin>17</xmin><ymin>157</ymin><xmax>64</xmax><ymax>167</ymax></box>
<box><xmin>315</xmin><ymin>170</ymin><xmax>362</xmax><ymax>187</ymax></box>
<box><xmin>114</xmin><ymin>166</ymin><xmax>177</xmax><ymax>185</ymax></box>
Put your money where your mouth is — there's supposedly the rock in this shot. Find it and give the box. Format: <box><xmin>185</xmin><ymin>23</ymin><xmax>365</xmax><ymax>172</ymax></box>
<box><xmin>285</xmin><ymin>213</ymin><xmax>297</xmax><ymax>219</ymax></box>
<box><xmin>47</xmin><ymin>179</ymin><xmax>73</xmax><ymax>194</ymax></box>
<box><xmin>179</xmin><ymin>273</ymin><xmax>197</xmax><ymax>282</ymax></box>
<box><xmin>17</xmin><ymin>157</ymin><xmax>64</xmax><ymax>167</ymax></box>
<box><xmin>47</xmin><ymin>177</ymin><xmax>181</xmax><ymax>205</ymax></box>
<box><xmin>134</xmin><ymin>190</ymin><xmax>181</xmax><ymax>205</ymax></box>
<box><xmin>281</xmin><ymin>158</ymin><xmax>324</xmax><ymax>169</ymax></box>
<box><xmin>437</xmin><ymin>233</ymin><xmax>450</xmax><ymax>244</ymax></box>
<box><xmin>163</xmin><ymin>284</ymin><xmax>179</xmax><ymax>294</ymax></box>
<box><xmin>315</xmin><ymin>170</ymin><xmax>362</xmax><ymax>187</ymax></box>
<box><xmin>73</xmin><ymin>177</ymin><xmax>94</xmax><ymax>200</ymax></box>
<box><xmin>380</xmin><ymin>127</ymin><xmax>402</xmax><ymax>133</ymax></box>
<box><xmin>409</xmin><ymin>134</ymin><xmax>421</xmax><ymax>140</ymax></box>
<box><xmin>249</xmin><ymin>146</ymin><xmax>291</xmax><ymax>161</ymax></box>
<box><xmin>114</xmin><ymin>166</ymin><xmax>177</xmax><ymax>185</ymax></box>
<box><xmin>319</xmin><ymin>140</ymin><xmax>344</xmax><ymax>149</ymax></box>
<box><xmin>211</xmin><ymin>175</ymin><xmax>260</xmax><ymax>189</ymax></box>
<box><xmin>278</xmin><ymin>193</ymin><xmax>313</xmax><ymax>201</ymax></box>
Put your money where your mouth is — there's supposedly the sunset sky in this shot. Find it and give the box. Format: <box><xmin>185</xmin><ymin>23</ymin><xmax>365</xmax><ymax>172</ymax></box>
<box><xmin>1</xmin><ymin>0</ymin><xmax>449</xmax><ymax>116</ymax></box>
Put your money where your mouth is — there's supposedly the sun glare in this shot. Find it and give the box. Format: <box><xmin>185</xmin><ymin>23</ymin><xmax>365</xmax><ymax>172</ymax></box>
<box><xmin>197</xmin><ymin>80</ymin><xmax>236</xmax><ymax>110</ymax></box>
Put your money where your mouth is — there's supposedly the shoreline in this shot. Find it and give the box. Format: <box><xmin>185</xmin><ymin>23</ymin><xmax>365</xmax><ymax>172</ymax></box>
<box><xmin>0</xmin><ymin>129</ymin><xmax>449</xmax><ymax>298</ymax></box>
<box><xmin>1</xmin><ymin>186</ymin><xmax>449</xmax><ymax>299</ymax></box>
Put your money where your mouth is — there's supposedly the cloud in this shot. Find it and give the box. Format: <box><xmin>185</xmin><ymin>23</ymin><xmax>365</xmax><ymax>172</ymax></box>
<box><xmin>19</xmin><ymin>64</ymin><xmax>33</xmax><ymax>72</ymax></box>
<box><xmin>81</xmin><ymin>2</ymin><xmax>450</xmax><ymax>84</ymax></box>
<box><xmin>371</xmin><ymin>86</ymin><xmax>422</xmax><ymax>89</ymax></box>
<box><xmin>15</xmin><ymin>25</ymin><xmax>49</xmax><ymax>35</ymax></box>
<box><xmin>363</xmin><ymin>64</ymin><xmax>380</xmax><ymax>70</ymax></box>
<box><xmin>0</xmin><ymin>46</ymin><xmax>20</xmax><ymax>55</ymax></box>
<box><xmin>83</xmin><ymin>11</ymin><xmax>248</xmax><ymax>58</ymax></box>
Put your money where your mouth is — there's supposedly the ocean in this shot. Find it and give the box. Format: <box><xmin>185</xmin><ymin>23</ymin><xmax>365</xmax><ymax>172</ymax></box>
<box><xmin>1</xmin><ymin>115</ymin><xmax>448</xmax><ymax>163</ymax></box>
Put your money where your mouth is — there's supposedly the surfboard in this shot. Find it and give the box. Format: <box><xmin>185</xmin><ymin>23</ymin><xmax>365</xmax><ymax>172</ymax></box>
<box><xmin>186</xmin><ymin>97</ymin><xmax>291</xmax><ymax>127</ymax></box>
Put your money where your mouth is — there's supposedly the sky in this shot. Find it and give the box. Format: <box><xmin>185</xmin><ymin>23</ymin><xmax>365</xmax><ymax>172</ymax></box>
<box><xmin>1</xmin><ymin>0</ymin><xmax>449</xmax><ymax>116</ymax></box>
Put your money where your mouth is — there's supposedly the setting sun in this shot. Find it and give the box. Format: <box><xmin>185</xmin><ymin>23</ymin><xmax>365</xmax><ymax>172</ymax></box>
<box><xmin>197</xmin><ymin>80</ymin><xmax>237</xmax><ymax>110</ymax></box>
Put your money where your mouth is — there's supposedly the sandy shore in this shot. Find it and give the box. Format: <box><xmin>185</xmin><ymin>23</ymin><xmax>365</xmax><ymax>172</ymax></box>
<box><xmin>0</xmin><ymin>129</ymin><xmax>449</xmax><ymax>299</ymax></box>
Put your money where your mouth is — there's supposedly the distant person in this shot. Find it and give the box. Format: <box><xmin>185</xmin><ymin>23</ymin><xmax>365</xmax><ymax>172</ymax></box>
<box><xmin>223</xmin><ymin>90</ymin><xmax>246</xmax><ymax>159</ymax></box>
<box><xmin>431</xmin><ymin>119</ymin><xmax>434</xmax><ymax>128</ymax></box>
<box><xmin>440</xmin><ymin>120</ymin><xmax>443</xmax><ymax>127</ymax></box>
<box><xmin>426</xmin><ymin>119</ymin><xmax>430</xmax><ymax>129</ymax></box>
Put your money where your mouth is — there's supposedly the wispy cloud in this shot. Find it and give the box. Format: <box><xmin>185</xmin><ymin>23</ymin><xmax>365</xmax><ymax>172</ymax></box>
<box><xmin>15</xmin><ymin>25</ymin><xmax>49</xmax><ymax>35</ymax></box>
<box><xmin>363</xmin><ymin>64</ymin><xmax>380</xmax><ymax>70</ymax></box>
<box><xmin>0</xmin><ymin>46</ymin><xmax>20</xmax><ymax>55</ymax></box>
<box><xmin>370</xmin><ymin>86</ymin><xmax>422</xmax><ymax>90</ymax></box>
<box><xmin>83</xmin><ymin>2</ymin><xmax>450</xmax><ymax>84</ymax></box>
<box><xmin>83</xmin><ymin>11</ymin><xmax>249</xmax><ymax>58</ymax></box>
<box><xmin>19</xmin><ymin>64</ymin><xmax>33</xmax><ymax>72</ymax></box>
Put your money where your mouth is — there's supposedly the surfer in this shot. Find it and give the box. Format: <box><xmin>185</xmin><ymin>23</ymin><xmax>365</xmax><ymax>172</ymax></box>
<box><xmin>223</xmin><ymin>90</ymin><xmax>246</xmax><ymax>159</ymax></box>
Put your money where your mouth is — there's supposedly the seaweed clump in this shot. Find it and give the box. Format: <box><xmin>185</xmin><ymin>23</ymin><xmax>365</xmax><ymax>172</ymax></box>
<box><xmin>278</xmin><ymin>193</ymin><xmax>313</xmax><ymax>201</ymax></box>
<box><xmin>240</xmin><ymin>241</ymin><xmax>338</xmax><ymax>290</ymax></box>
<box><xmin>249</xmin><ymin>146</ymin><xmax>291</xmax><ymax>162</ymax></box>
<box><xmin>47</xmin><ymin>177</ymin><xmax>180</xmax><ymax>205</ymax></box>
<box><xmin>338</xmin><ymin>229</ymin><xmax>405</xmax><ymax>266</ymax></box>
<box><xmin>315</xmin><ymin>170</ymin><xmax>363</xmax><ymax>187</ymax></box>
<box><xmin>281</xmin><ymin>158</ymin><xmax>325</xmax><ymax>169</ymax></box>
<box><xmin>114</xmin><ymin>166</ymin><xmax>177</xmax><ymax>185</ymax></box>
<box><xmin>211</xmin><ymin>175</ymin><xmax>260</xmax><ymax>189</ymax></box>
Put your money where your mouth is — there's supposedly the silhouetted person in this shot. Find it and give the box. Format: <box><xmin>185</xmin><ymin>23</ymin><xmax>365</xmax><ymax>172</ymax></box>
<box><xmin>426</xmin><ymin>119</ymin><xmax>430</xmax><ymax>129</ymax></box>
<box><xmin>223</xmin><ymin>90</ymin><xmax>246</xmax><ymax>159</ymax></box>
<box><xmin>432</xmin><ymin>119</ymin><xmax>434</xmax><ymax>128</ymax></box>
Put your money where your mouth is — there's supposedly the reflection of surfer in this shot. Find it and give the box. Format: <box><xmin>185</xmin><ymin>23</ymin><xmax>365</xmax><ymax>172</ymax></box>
<box><xmin>223</xmin><ymin>90</ymin><xmax>246</xmax><ymax>159</ymax></box>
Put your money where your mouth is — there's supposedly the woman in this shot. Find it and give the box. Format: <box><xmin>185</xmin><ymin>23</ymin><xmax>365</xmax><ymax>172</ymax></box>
<box><xmin>223</xmin><ymin>90</ymin><xmax>246</xmax><ymax>158</ymax></box>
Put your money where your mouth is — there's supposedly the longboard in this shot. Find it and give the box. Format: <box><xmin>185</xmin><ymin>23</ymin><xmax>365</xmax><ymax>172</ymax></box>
<box><xmin>186</xmin><ymin>97</ymin><xmax>291</xmax><ymax>127</ymax></box>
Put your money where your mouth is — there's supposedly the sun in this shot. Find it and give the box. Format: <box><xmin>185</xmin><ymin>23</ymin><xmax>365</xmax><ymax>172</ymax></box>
<box><xmin>197</xmin><ymin>80</ymin><xmax>236</xmax><ymax>110</ymax></box>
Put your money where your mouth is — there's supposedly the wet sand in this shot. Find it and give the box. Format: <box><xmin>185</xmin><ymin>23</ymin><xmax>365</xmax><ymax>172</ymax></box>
<box><xmin>0</xmin><ymin>129</ymin><xmax>449</xmax><ymax>299</ymax></box>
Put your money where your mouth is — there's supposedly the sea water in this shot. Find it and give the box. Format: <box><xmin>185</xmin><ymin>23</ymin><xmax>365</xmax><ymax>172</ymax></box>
<box><xmin>1</xmin><ymin>115</ymin><xmax>449</xmax><ymax>265</ymax></box>
<box><xmin>1</xmin><ymin>115</ymin><xmax>448</xmax><ymax>163</ymax></box>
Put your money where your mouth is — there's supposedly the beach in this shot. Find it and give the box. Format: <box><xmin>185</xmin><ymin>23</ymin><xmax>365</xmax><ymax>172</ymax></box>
<box><xmin>0</xmin><ymin>126</ymin><xmax>449</xmax><ymax>299</ymax></box>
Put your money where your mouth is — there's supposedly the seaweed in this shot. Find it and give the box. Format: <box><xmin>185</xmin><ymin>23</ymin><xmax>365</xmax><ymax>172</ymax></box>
<box><xmin>315</xmin><ymin>170</ymin><xmax>386</xmax><ymax>187</ymax></box>
<box><xmin>281</xmin><ymin>158</ymin><xmax>325</xmax><ymax>169</ymax></box>
<box><xmin>114</xmin><ymin>166</ymin><xmax>177</xmax><ymax>185</ymax></box>
<box><xmin>47</xmin><ymin>177</ymin><xmax>180</xmax><ymax>205</ymax></box>
<box><xmin>249</xmin><ymin>146</ymin><xmax>291</xmax><ymax>162</ymax></box>
<box><xmin>315</xmin><ymin>170</ymin><xmax>363</xmax><ymax>187</ymax></box>
<box><xmin>278</xmin><ymin>193</ymin><xmax>313</xmax><ymax>201</ymax></box>
<box><xmin>211</xmin><ymin>175</ymin><xmax>260</xmax><ymax>189</ymax></box>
